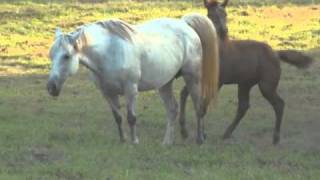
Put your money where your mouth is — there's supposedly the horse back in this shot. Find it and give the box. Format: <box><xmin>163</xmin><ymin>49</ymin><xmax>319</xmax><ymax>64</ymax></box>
<box><xmin>220</xmin><ymin>40</ymin><xmax>279</xmax><ymax>84</ymax></box>
<box><xmin>134</xmin><ymin>19</ymin><xmax>202</xmax><ymax>90</ymax></box>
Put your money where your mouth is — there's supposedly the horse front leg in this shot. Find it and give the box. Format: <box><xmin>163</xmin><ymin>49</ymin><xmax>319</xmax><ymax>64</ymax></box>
<box><xmin>125</xmin><ymin>83</ymin><xmax>139</xmax><ymax>144</ymax></box>
<box><xmin>104</xmin><ymin>95</ymin><xmax>126</xmax><ymax>142</ymax></box>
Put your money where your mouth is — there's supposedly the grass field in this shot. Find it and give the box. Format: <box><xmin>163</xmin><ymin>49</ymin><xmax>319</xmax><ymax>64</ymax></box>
<box><xmin>0</xmin><ymin>1</ymin><xmax>320</xmax><ymax>179</ymax></box>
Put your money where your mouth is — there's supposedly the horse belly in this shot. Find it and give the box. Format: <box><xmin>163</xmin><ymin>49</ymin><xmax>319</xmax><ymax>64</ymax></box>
<box><xmin>138</xmin><ymin>49</ymin><xmax>184</xmax><ymax>91</ymax></box>
<box><xmin>220</xmin><ymin>56</ymin><xmax>260</xmax><ymax>84</ymax></box>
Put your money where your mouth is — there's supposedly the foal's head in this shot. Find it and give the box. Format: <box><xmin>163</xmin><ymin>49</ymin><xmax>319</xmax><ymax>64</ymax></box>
<box><xmin>204</xmin><ymin>0</ymin><xmax>229</xmax><ymax>40</ymax></box>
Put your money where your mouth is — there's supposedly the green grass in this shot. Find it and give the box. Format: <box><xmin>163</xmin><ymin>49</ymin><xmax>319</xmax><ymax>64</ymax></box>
<box><xmin>1</xmin><ymin>64</ymin><xmax>320</xmax><ymax>179</ymax></box>
<box><xmin>0</xmin><ymin>1</ymin><xmax>320</xmax><ymax>179</ymax></box>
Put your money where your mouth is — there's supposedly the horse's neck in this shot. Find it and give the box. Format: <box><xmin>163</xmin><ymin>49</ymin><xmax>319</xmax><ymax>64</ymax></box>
<box><xmin>79</xmin><ymin>55</ymin><xmax>100</xmax><ymax>76</ymax></box>
<box><xmin>219</xmin><ymin>35</ymin><xmax>231</xmax><ymax>51</ymax></box>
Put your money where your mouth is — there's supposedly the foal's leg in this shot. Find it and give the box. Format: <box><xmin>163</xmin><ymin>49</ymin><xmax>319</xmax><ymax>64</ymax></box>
<box><xmin>125</xmin><ymin>83</ymin><xmax>139</xmax><ymax>144</ymax></box>
<box><xmin>159</xmin><ymin>81</ymin><xmax>178</xmax><ymax>145</ymax></box>
<box><xmin>179</xmin><ymin>85</ymin><xmax>189</xmax><ymax>139</ymax></box>
<box><xmin>223</xmin><ymin>84</ymin><xmax>253</xmax><ymax>139</ymax></box>
<box><xmin>258</xmin><ymin>81</ymin><xmax>284</xmax><ymax>145</ymax></box>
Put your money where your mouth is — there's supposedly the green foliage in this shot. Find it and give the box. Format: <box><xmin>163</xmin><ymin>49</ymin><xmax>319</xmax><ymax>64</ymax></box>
<box><xmin>0</xmin><ymin>1</ymin><xmax>319</xmax><ymax>74</ymax></box>
<box><xmin>0</xmin><ymin>0</ymin><xmax>320</xmax><ymax>5</ymax></box>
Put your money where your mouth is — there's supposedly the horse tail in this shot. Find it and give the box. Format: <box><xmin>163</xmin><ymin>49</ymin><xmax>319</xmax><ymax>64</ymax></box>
<box><xmin>182</xmin><ymin>13</ymin><xmax>220</xmax><ymax>106</ymax></box>
<box><xmin>277</xmin><ymin>50</ymin><xmax>313</xmax><ymax>69</ymax></box>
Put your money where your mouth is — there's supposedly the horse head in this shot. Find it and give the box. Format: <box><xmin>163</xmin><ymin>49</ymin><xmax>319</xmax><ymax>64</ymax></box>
<box><xmin>47</xmin><ymin>28</ymin><xmax>83</xmax><ymax>97</ymax></box>
<box><xmin>204</xmin><ymin>0</ymin><xmax>229</xmax><ymax>40</ymax></box>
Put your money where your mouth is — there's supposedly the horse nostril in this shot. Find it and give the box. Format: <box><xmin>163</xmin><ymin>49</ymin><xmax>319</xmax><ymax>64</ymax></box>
<box><xmin>50</xmin><ymin>83</ymin><xmax>56</xmax><ymax>91</ymax></box>
<box><xmin>47</xmin><ymin>79</ymin><xmax>59</xmax><ymax>96</ymax></box>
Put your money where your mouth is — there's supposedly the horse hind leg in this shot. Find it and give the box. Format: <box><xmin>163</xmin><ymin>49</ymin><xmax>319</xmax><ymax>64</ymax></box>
<box><xmin>159</xmin><ymin>80</ymin><xmax>178</xmax><ymax>145</ymax></box>
<box><xmin>179</xmin><ymin>85</ymin><xmax>189</xmax><ymax>139</ymax></box>
<box><xmin>183</xmin><ymin>75</ymin><xmax>208</xmax><ymax>144</ymax></box>
<box><xmin>258</xmin><ymin>80</ymin><xmax>284</xmax><ymax>145</ymax></box>
<box><xmin>223</xmin><ymin>84</ymin><xmax>253</xmax><ymax>139</ymax></box>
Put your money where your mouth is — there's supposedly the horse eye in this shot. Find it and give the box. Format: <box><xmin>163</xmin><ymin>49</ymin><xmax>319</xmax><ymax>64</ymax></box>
<box><xmin>63</xmin><ymin>54</ymin><xmax>70</xmax><ymax>60</ymax></box>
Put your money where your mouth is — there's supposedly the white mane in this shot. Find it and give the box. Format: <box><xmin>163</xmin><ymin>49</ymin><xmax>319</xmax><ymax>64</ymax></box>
<box><xmin>96</xmin><ymin>19</ymin><xmax>136</xmax><ymax>42</ymax></box>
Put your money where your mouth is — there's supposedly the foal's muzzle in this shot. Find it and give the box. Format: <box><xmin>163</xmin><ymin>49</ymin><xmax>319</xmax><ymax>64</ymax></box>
<box><xmin>47</xmin><ymin>78</ymin><xmax>60</xmax><ymax>97</ymax></box>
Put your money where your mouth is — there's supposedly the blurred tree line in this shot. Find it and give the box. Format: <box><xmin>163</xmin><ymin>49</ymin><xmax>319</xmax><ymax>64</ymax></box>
<box><xmin>0</xmin><ymin>0</ymin><xmax>318</xmax><ymax>5</ymax></box>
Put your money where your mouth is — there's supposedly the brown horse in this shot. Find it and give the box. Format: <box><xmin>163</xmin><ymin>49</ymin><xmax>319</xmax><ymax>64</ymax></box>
<box><xmin>179</xmin><ymin>0</ymin><xmax>314</xmax><ymax>145</ymax></box>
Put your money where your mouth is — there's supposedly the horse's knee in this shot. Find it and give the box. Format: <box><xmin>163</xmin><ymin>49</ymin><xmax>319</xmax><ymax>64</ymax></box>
<box><xmin>112</xmin><ymin>110</ymin><xmax>122</xmax><ymax>123</ymax></box>
<box><xmin>127</xmin><ymin>112</ymin><xmax>137</xmax><ymax>126</ymax></box>
<box><xmin>180</xmin><ymin>86</ymin><xmax>189</xmax><ymax>98</ymax></box>
<box><xmin>271</xmin><ymin>96</ymin><xmax>285</xmax><ymax>113</ymax></box>
<box><xmin>198</xmin><ymin>100</ymin><xmax>209</xmax><ymax>117</ymax></box>
<box><xmin>261</xmin><ymin>90</ymin><xmax>284</xmax><ymax>111</ymax></box>
<box><xmin>170</xmin><ymin>100</ymin><xmax>179</xmax><ymax>120</ymax></box>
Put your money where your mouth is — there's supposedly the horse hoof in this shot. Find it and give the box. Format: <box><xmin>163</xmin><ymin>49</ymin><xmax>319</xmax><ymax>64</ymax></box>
<box><xmin>162</xmin><ymin>140</ymin><xmax>174</xmax><ymax>146</ymax></box>
<box><xmin>120</xmin><ymin>138</ymin><xmax>126</xmax><ymax>143</ymax></box>
<box><xmin>181</xmin><ymin>129</ymin><xmax>189</xmax><ymax>139</ymax></box>
<box><xmin>222</xmin><ymin>132</ymin><xmax>231</xmax><ymax>140</ymax></box>
<box><xmin>132</xmin><ymin>137</ymin><xmax>139</xmax><ymax>144</ymax></box>
<box><xmin>196</xmin><ymin>139</ymin><xmax>204</xmax><ymax>145</ymax></box>
<box><xmin>162</xmin><ymin>135</ymin><xmax>174</xmax><ymax>145</ymax></box>
<box><xmin>196</xmin><ymin>136</ymin><xmax>205</xmax><ymax>145</ymax></box>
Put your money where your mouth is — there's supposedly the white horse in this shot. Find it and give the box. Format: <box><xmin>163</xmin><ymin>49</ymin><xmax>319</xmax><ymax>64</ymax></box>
<box><xmin>47</xmin><ymin>13</ymin><xmax>219</xmax><ymax>145</ymax></box>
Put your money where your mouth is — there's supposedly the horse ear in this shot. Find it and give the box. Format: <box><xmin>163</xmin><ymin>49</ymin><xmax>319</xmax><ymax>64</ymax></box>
<box><xmin>71</xmin><ymin>31</ymin><xmax>85</xmax><ymax>52</ymax></box>
<box><xmin>221</xmin><ymin>0</ymin><xmax>229</xmax><ymax>7</ymax></box>
<box><xmin>55</xmin><ymin>28</ymin><xmax>63</xmax><ymax>39</ymax></box>
<box><xmin>204</xmin><ymin>0</ymin><xmax>219</xmax><ymax>8</ymax></box>
<box><xmin>204</xmin><ymin>0</ymin><xmax>209</xmax><ymax>7</ymax></box>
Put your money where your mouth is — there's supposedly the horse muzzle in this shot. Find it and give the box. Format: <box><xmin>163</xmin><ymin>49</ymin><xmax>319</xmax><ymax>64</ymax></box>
<box><xmin>47</xmin><ymin>78</ymin><xmax>61</xmax><ymax>97</ymax></box>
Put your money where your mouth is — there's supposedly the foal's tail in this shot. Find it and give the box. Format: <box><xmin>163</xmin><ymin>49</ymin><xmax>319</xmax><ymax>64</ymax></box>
<box><xmin>182</xmin><ymin>13</ymin><xmax>220</xmax><ymax>106</ymax></box>
<box><xmin>277</xmin><ymin>50</ymin><xmax>314</xmax><ymax>69</ymax></box>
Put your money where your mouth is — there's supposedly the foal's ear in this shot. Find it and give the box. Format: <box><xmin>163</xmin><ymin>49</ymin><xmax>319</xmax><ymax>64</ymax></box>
<box><xmin>221</xmin><ymin>0</ymin><xmax>230</xmax><ymax>8</ymax></box>
<box><xmin>204</xmin><ymin>0</ymin><xmax>209</xmax><ymax>8</ymax></box>
<box><xmin>55</xmin><ymin>27</ymin><xmax>63</xmax><ymax>39</ymax></box>
<box><xmin>204</xmin><ymin>0</ymin><xmax>218</xmax><ymax>8</ymax></box>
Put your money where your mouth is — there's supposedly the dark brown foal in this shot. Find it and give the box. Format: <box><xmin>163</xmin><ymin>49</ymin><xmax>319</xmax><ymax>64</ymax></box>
<box><xmin>179</xmin><ymin>0</ymin><xmax>313</xmax><ymax>145</ymax></box>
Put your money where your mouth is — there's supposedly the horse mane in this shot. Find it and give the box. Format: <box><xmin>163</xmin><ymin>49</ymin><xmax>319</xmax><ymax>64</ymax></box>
<box><xmin>96</xmin><ymin>19</ymin><xmax>136</xmax><ymax>42</ymax></box>
<box><xmin>49</xmin><ymin>19</ymin><xmax>136</xmax><ymax>56</ymax></box>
